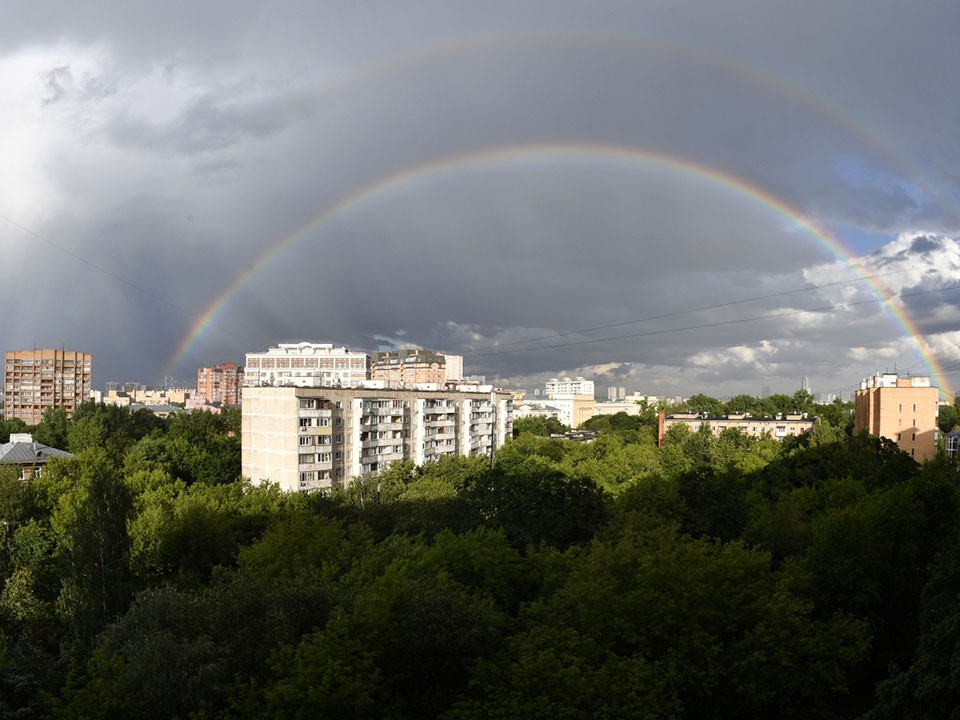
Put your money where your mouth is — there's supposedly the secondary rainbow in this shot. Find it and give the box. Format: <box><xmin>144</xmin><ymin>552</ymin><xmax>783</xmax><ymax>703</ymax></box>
<box><xmin>162</xmin><ymin>142</ymin><xmax>951</xmax><ymax>396</ymax></box>
<box><xmin>288</xmin><ymin>28</ymin><xmax>955</xmax><ymax>225</ymax></box>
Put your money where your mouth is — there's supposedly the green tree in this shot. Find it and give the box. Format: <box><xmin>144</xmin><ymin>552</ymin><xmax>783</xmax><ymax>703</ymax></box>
<box><xmin>33</xmin><ymin>407</ymin><xmax>69</xmax><ymax>449</ymax></box>
<box><xmin>512</xmin><ymin>416</ymin><xmax>567</xmax><ymax>437</ymax></box>
<box><xmin>681</xmin><ymin>393</ymin><xmax>725</xmax><ymax>416</ymax></box>
<box><xmin>49</xmin><ymin>449</ymin><xmax>134</xmax><ymax>641</ymax></box>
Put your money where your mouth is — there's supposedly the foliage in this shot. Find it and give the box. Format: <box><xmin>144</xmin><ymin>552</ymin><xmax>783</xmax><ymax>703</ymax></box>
<box><xmin>512</xmin><ymin>415</ymin><xmax>568</xmax><ymax>437</ymax></box>
<box><xmin>0</xmin><ymin>397</ymin><xmax>952</xmax><ymax>719</ymax></box>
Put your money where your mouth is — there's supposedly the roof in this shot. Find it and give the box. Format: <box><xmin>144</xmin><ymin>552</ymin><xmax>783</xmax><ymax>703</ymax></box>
<box><xmin>0</xmin><ymin>440</ymin><xmax>73</xmax><ymax>465</ymax></box>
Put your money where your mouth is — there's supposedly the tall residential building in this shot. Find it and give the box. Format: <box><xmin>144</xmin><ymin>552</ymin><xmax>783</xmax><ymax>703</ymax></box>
<box><xmin>242</xmin><ymin>385</ymin><xmax>513</xmax><ymax>492</ymax></box>
<box><xmin>243</xmin><ymin>342</ymin><xmax>369</xmax><ymax>389</ymax></box>
<box><xmin>197</xmin><ymin>363</ymin><xmax>243</xmax><ymax>405</ymax></box>
<box><xmin>4</xmin><ymin>349</ymin><xmax>92</xmax><ymax>425</ymax></box>
<box><xmin>545</xmin><ymin>376</ymin><xmax>595</xmax><ymax>398</ymax></box>
<box><xmin>854</xmin><ymin>372</ymin><xmax>939</xmax><ymax>462</ymax></box>
<box><xmin>369</xmin><ymin>349</ymin><xmax>463</xmax><ymax>387</ymax></box>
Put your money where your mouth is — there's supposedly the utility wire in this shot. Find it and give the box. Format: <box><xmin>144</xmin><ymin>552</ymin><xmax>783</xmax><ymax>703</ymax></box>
<box><xmin>466</xmin><ymin>283</ymin><xmax>960</xmax><ymax>358</ymax></box>
<box><xmin>465</xmin><ymin>266</ymin><xmax>931</xmax><ymax>354</ymax></box>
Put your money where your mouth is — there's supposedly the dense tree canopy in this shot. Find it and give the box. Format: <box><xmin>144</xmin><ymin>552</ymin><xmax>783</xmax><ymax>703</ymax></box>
<box><xmin>0</xmin><ymin>398</ymin><xmax>954</xmax><ymax>719</ymax></box>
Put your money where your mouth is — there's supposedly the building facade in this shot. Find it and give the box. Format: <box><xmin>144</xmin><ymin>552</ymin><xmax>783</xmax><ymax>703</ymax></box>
<box><xmin>658</xmin><ymin>412</ymin><xmax>816</xmax><ymax>444</ymax></box>
<box><xmin>244</xmin><ymin>342</ymin><xmax>369</xmax><ymax>388</ymax></box>
<box><xmin>546</xmin><ymin>393</ymin><xmax>597</xmax><ymax>429</ymax></box>
<box><xmin>545</xmin><ymin>376</ymin><xmax>595</xmax><ymax>397</ymax></box>
<box><xmin>0</xmin><ymin>433</ymin><xmax>73</xmax><ymax>480</ymax></box>
<box><xmin>594</xmin><ymin>393</ymin><xmax>662</xmax><ymax>416</ymax></box>
<box><xmin>242</xmin><ymin>385</ymin><xmax>513</xmax><ymax>492</ymax></box>
<box><xmin>197</xmin><ymin>363</ymin><xmax>243</xmax><ymax>405</ymax></box>
<box><xmin>854</xmin><ymin>372</ymin><xmax>939</xmax><ymax>461</ymax></box>
<box><xmin>3</xmin><ymin>349</ymin><xmax>92</xmax><ymax>425</ymax></box>
<box><xmin>369</xmin><ymin>349</ymin><xmax>454</xmax><ymax>387</ymax></box>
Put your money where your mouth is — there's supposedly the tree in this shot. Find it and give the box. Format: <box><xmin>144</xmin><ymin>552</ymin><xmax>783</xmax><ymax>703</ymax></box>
<box><xmin>681</xmin><ymin>394</ymin><xmax>725</xmax><ymax>417</ymax></box>
<box><xmin>33</xmin><ymin>407</ymin><xmax>69</xmax><ymax>449</ymax></box>
<box><xmin>451</xmin><ymin>526</ymin><xmax>867</xmax><ymax>720</ymax></box>
<box><xmin>512</xmin><ymin>416</ymin><xmax>567</xmax><ymax>437</ymax></box>
<box><xmin>49</xmin><ymin>449</ymin><xmax>134</xmax><ymax>642</ymax></box>
<box><xmin>791</xmin><ymin>389</ymin><xmax>815</xmax><ymax>414</ymax></box>
<box><xmin>0</xmin><ymin>418</ymin><xmax>29</xmax><ymax>444</ymax></box>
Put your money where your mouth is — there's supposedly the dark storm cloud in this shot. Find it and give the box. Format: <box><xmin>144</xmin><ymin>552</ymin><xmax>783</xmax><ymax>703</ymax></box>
<box><xmin>2</xmin><ymin>0</ymin><xmax>960</xmax><ymax>395</ymax></box>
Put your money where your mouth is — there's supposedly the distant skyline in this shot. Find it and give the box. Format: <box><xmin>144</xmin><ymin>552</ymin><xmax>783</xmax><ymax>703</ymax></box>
<box><xmin>2</xmin><ymin>1</ymin><xmax>959</xmax><ymax>399</ymax></box>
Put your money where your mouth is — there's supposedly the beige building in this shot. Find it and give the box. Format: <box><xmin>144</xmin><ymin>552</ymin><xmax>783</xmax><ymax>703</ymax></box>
<box><xmin>103</xmin><ymin>387</ymin><xmax>193</xmax><ymax>408</ymax></box>
<box><xmin>3</xmin><ymin>349</ymin><xmax>92</xmax><ymax>425</ymax></box>
<box><xmin>369</xmin><ymin>349</ymin><xmax>459</xmax><ymax>387</ymax></box>
<box><xmin>659</xmin><ymin>412</ymin><xmax>816</xmax><ymax>444</ymax></box>
<box><xmin>547</xmin><ymin>393</ymin><xmax>597</xmax><ymax>429</ymax></box>
<box><xmin>242</xmin><ymin>385</ymin><xmax>513</xmax><ymax>492</ymax></box>
<box><xmin>855</xmin><ymin>372</ymin><xmax>939</xmax><ymax>462</ymax></box>
<box><xmin>594</xmin><ymin>393</ymin><xmax>662</xmax><ymax>416</ymax></box>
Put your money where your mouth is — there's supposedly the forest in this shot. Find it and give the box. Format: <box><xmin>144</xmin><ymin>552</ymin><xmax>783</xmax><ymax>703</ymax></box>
<box><xmin>0</xmin><ymin>397</ymin><xmax>958</xmax><ymax>719</ymax></box>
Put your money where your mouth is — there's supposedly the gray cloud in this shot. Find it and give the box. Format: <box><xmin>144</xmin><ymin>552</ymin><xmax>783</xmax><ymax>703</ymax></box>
<box><xmin>2</xmin><ymin>1</ymin><xmax>960</xmax><ymax>399</ymax></box>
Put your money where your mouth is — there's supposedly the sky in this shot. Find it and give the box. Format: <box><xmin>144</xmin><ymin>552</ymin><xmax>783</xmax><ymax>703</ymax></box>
<box><xmin>2</xmin><ymin>1</ymin><xmax>960</xmax><ymax>400</ymax></box>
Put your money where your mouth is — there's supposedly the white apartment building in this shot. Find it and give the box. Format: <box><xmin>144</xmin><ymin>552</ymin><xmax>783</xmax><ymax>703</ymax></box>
<box><xmin>244</xmin><ymin>342</ymin><xmax>369</xmax><ymax>389</ymax></box>
<box><xmin>545</xmin><ymin>376</ymin><xmax>595</xmax><ymax>398</ymax></box>
<box><xmin>242</xmin><ymin>385</ymin><xmax>513</xmax><ymax>492</ymax></box>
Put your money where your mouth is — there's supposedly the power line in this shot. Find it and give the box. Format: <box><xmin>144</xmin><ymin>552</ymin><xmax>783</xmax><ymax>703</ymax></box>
<box><xmin>466</xmin><ymin>283</ymin><xmax>960</xmax><ymax>358</ymax></box>
<box><xmin>466</xmin><ymin>265</ymin><xmax>929</xmax><ymax>354</ymax></box>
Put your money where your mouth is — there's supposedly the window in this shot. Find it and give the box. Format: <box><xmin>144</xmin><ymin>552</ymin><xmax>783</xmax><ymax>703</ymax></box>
<box><xmin>299</xmin><ymin>436</ymin><xmax>311</xmax><ymax>446</ymax></box>
<box><xmin>912</xmin><ymin>433</ymin><xmax>916</xmax><ymax>441</ymax></box>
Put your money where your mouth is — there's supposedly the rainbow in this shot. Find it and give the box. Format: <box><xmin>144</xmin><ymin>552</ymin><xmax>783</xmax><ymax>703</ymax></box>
<box><xmin>160</xmin><ymin>142</ymin><xmax>951</xmax><ymax>396</ymax></box>
<box><xmin>290</xmin><ymin>29</ymin><xmax>954</xmax><ymax>223</ymax></box>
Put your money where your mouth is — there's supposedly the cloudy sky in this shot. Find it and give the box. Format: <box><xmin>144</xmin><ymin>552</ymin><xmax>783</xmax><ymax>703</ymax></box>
<box><xmin>3</xmin><ymin>1</ymin><xmax>960</xmax><ymax>400</ymax></box>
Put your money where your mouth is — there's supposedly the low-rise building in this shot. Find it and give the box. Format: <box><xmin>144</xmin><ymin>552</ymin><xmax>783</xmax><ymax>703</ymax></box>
<box><xmin>0</xmin><ymin>433</ymin><xmax>73</xmax><ymax>480</ymax></box>
<box><xmin>658</xmin><ymin>411</ymin><xmax>816</xmax><ymax>445</ymax></box>
<box><xmin>593</xmin><ymin>393</ymin><xmax>661</xmax><ymax>416</ymax></box>
<box><xmin>242</xmin><ymin>385</ymin><xmax>513</xmax><ymax>492</ymax></box>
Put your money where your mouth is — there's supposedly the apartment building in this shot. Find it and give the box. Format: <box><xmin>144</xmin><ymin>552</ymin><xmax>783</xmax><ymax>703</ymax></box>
<box><xmin>658</xmin><ymin>412</ymin><xmax>816</xmax><ymax>444</ymax></box>
<box><xmin>197</xmin><ymin>363</ymin><xmax>243</xmax><ymax>404</ymax></box>
<box><xmin>545</xmin><ymin>376</ymin><xmax>595</xmax><ymax>397</ymax></box>
<box><xmin>369</xmin><ymin>349</ymin><xmax>464</xmax><ymax>387</ymax></box>
<box><xmin>546</xmin><ymin>393</ymin><xmax>597</xmax><ymax>429</ymax></box>
<box><xmin>244</xmin><ymin>342</ymin><xmax>369</xmax><ymax>388</ymax></box>
<box><xmin>242</xmin><ymin>385</ymin><xmax>513</xmax><ymax>492</ymax></box>
<box><xmin>854</xmin><ymin>372</ymin><xmax>939</xmax><ymax>461</ymax></box>
<box><xmin>3</xmin><ymin>349</ymin><xmax>92</xmax><ymax>424</ymax></box>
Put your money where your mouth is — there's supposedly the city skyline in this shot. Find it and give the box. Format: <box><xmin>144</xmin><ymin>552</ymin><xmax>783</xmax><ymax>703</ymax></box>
<box><xmin>2</xmin><ymin>2</ymin><xmax>959</xmax><ymax>399</ymax></box>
